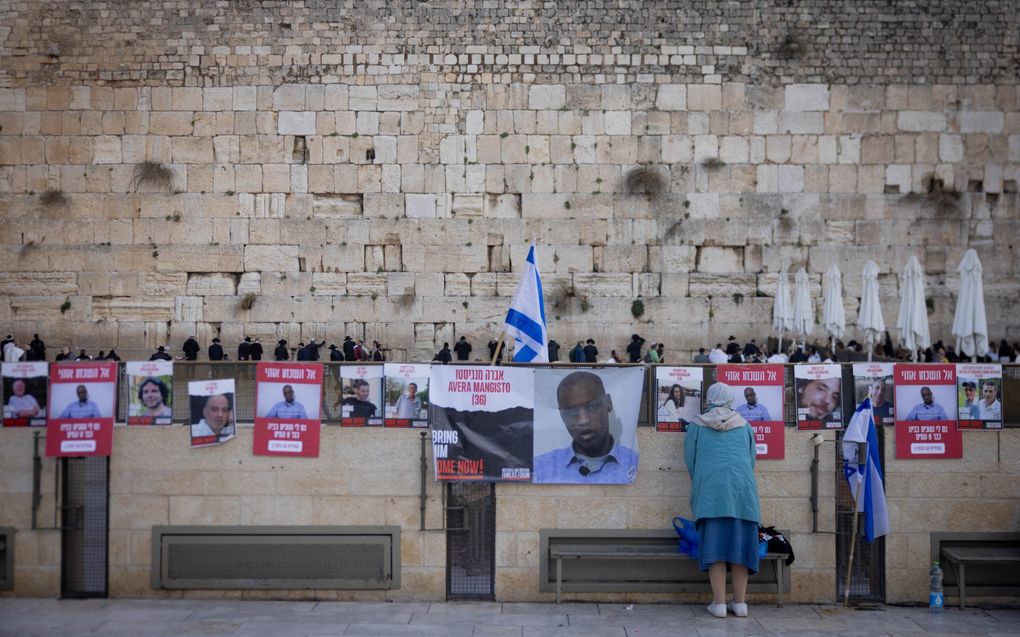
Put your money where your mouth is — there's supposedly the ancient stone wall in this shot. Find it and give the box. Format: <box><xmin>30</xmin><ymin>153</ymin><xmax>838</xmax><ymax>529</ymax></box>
<box><xmin>1</xmin><ymin>1</ymin><xmax>1018</xmax><ymax>361</ymax></box>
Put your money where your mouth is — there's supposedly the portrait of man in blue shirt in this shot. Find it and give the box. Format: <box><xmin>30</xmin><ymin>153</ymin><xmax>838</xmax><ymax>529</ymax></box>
<box><xmin>735</xmin><ymin>386</ymin><xmax>771</xmax><ymax>422</ymax></box>
<box><xmin>265</xmin><ymin>384</ymin><xmax>308</xmax><ymax>419</ymax></box>
<box><xmin>58</xmin><ymin>384</ymin><xmax>102</xmax><ymax>419</ymax></box>
<box><xmin>533</xmin><ymin>370</ymin><xmax>638</xmax><ymax>484</ymax></box>
<box><xmin>905</xmin><ymin>386</ymin><xmax>948</xmax><ymax>421</ymax></box>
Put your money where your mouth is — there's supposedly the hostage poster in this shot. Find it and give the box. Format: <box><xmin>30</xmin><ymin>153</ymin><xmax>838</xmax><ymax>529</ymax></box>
<box><xmin>189</xmin><ymin>378</ymin><xmax>236</xmax><ymax>448</ymax></box>
<box><xmin>715</xmin><ymin>364</ymin><xmax>785</xmax><ymax>459</ymax></box>
<box><xmin>893</xmin><ymin>364</ymin><xmax>962</xmax><ymax>459</ymax></box>
<box><xmin>126</xmin><ymin>360</ymin><xmax>174</xmax><ymax>425</ymax></box>
<box><xmin>46</xmin><ymin>362</ymin><xmax>117</xmax><ymax>457</ymax></box>
<box><xmin>654</xmin><ymin>366</ymin><xmax>703</xmax><ymax>432</ymax></box>
<box><xmin>430</xmin><ymin>365</ymin><xmax>534</xmax><ymax>482</ymax></box>
<box><xmin>2</xmin><ymin>361</ymin><xmax>48</xmax><ymax>427</ymax></box>
<box><xmin>852</xmin><ymin>363</ymin><xmax>895</xmax><ymax>426</ymax></box>
<box><xmin>383</xmin><ymin>363</ymin><xmax>429</xmax><ymax>428</ymax></box>
<box><xmin>794</xmin><ymin>364</ymin><xmax>843</xmax><ymax>430</ymax></box>
<box><xmin>253</xmin><ymin>362</ymin><xmax>322</xmax><ymax>457</ymax></box>
<box><xmin>336</xmin><ymin>364</ymin><xmax>384</xmax><ymax>427</ymax></box>
<box><xmin>956</xmin><ymin>363</ymin><xmax>1002</xmax><ymax>430</ymax></box>
<box><xmin>533</xmin><ymin>367</ymin><xmax>644</xmax><ymax>484</ymax></box>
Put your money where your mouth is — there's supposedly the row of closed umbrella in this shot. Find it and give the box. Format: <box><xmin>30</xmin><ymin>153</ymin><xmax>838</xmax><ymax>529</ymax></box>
<box><xmin>772</xmin><ymin>249</ymin><xmax>988</xmax><ymax>362</ymax></box>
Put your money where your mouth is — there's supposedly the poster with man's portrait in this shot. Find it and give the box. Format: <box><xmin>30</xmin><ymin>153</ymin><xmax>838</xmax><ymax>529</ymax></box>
<box><xmin>253</xmin><ymin>362</ymin><xmax>322</xmax><ymax>457</ymax></box>
<box><xmin>715</xmin><ymin>365</ymin><xmax>785</xmax><ymax>459</ymax></box>
<box><xmin>336</xmin><ymin>365</ymin><xmax>384</xmax><ymax>426</ymax></box>
<box><xmin>2</xmin><ymin>361</ymin><xmax>48</xmax><ymax>427</ymax></box>
<box><xmin>852</xmin><ymin>363</ymin><xmax>895</xmax><ymax>426</ymax></box>
<box><xmin>126</xmin><ymin>361</ymin><xmax>174</xmax><ymax>425</ymax></box>
<box><xmin>189</xmin><ymin>379</ymin><xmax>236</xmax><ymax>448</ymax></box>
<box><xmin>384</xmin><ymin>363</ymin><xmax>429</xmax><ymax>428</ymax></box>
<box><xmin>46</xmin><ymin>362</ymin><xmax>117</xmax><ymax>457</ymax></box>
<box><xmin>893</xmin><ymin>364</ymin><xmax>962</xmax><ymax>459</ymax></box>
<box><xmin>794</xmin><ymin>364</ymin><xmax>843</xmax><ymax>430</ymax></box>
<box><xmin>654</xmin><ymin>366</ymin><xmax>702</xmax><ymax>432</ymax></box>
<box><xmin>532</xmin><ymin>367</ymin><xmax>643</xmax><ymax>484</ymax></box>
<box><xmin>956</xmin><ymin>363</ymin><xmax>1002</xmax><ymax>430</ymax></box>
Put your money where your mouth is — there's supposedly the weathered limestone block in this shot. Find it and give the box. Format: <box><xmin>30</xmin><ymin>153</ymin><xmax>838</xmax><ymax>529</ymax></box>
<box><xmin>311</xmin><ymin>273</ymin><xmax>347</xmax><ymax>295</ymax></box>
<box><xmin>378</xmin><ymin>85</ymin><xmax>419</xmax><ymax>111</ymax></box>
<box><xmin>174</xmin><ymin>296</ymin><xmax>203</xmax><ymax>322</ymax></box>
<box><xmin>785</xmin><ymin>84</ymin><xmax>830</xmax><ymax>111</ymax></box>
<box><xmin>0</xmin><ymin>272</ymin><xmax>78</xmax><ymax>296</ymax></box>
<box><xmin>572</xmin><ymin>273</ymin><xmax>632</xmax><ymax>297</ymax></box>
<box><xmin>697</xmin><ymin>246</ymin><xmax>743</xmax><ymax>273</ymax></box>
<box><xmin>186</xmin><ymin>274</ymin><xmax>237</xmax><ymax>296</ymax></box>
<box><xmin>141</xmin><ymin>272</ymin><xmax>187</xmax><ymax>296</ymax></box>
<box><xmin>528</xmin><ymin>85</ymin><xmax>565</xmax><ymax>110</ymax></box>
<box><xmin>451</xmin><ymin>193</ymin><xmax>483</xmax><ymax>218</ymax></box>
<box><xmin>484</xmin><ymin>194</ymin><xmax>520</xmax><ymax>218</ymax></box>
<box><xmin>897</xmin><ymin>111</ymin><xmax>947</xmax><ymax>132</ymax></box>
<box><xmin>960</xmin><ymin>111</ymin><xmax>1004</xmax><ymax>134</ymax></box>
<box><xmin>237</xmin><ymin>273</ymin><xmax>261</xmax><ymax>296</ymax></box>
<box><xmin>552</xmin><ymin>245</ymin><xmax>594</xmax><ymax>273</ymax></box>
<box><xmin>649</xmin><ymin>246</ymin><xmax>697</xmax><ymax>273</ymax></box>
<box><xmin>387</xmin><ymin>272</ymin><xmax>416</xmax><ymax>297</ymax></box>
<box><xmin>278</xmin><ymin>112</ymin><xmax>316</xmax><ymax>135</ymax></box>
<box><xmin>655</xmin><ymin>84</ymin><xmax>686</xmax><ymax>111</ymax></box>
<box><xmin>595</xmin><ymin>246</ymin><xmax>647</xmax><ymax>273</ymax></box>
<box><xmin>313</xmin><ymin>194</ymin><xmax>362</xmax><ymax>217</ymax></box>
<box><xmin>93</xmin><ymin>297</ymin><xmax>174</xmax><ymax>321</ymax></box>
<box><xmin>244</xmin><ymin>245</ymin><xmax>299</xmax><ymax>272</ymax></box>
<box><xmin>401</xmin><ymin>245</ymin><xmax>488</xmax><ymax>273</ymax></box>
<box><xmin>363</xmin><ymin>193</ymin><xmax>404</xmax><ymax>218</ymax></box>
<box><xmin>346</xmin><ymin>273</ymin><xmax>388</xmax><ymax>296</ymax></box>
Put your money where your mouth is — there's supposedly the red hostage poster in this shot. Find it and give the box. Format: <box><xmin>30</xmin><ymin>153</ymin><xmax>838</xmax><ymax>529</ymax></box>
<box><xmin>716</xmin><ymin>364</ymin><xmax>785</xmax><ymax>459</ymax></box>
<box><xmin>794</xmin><ymin>364</ymin><xmax>843</xmax><ymax>431</ymax></box>
<box><xmin>253</xmin><ymin>362</ymin><xmax>322</xmax><ymax>457</ymax></box>
<box><xmin>893</xmin><ymin>364</ymin><xmax>962</xmax><ymax>459</ymax></box>
<box><xmin>45</xmin><ymin>362</ymin><xmax>117</xmax><ymax>457</ymax></box>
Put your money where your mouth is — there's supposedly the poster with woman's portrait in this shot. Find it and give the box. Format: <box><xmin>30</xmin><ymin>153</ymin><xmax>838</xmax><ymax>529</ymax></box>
<box><xmin>383</xmin><ymin>363</ymin><xmax>429</xmax><ymax>428</ymax></box>
<box><xmin>189</xmin><ymin>379</ymin><xmax>236</xmax><ymax>448</ymax></box>
<box><xmin>852</xmin><ymin>363</ymin><xmax>895</xmax><ymax>426</ymax></box>
<box><xmin>336</xmin><ymin>364</ymin><xmax>383</xmax><ymax>426</ymax></box>
<box><xmin>2</xmin><ymin>361</ymin><xmax>48</xmax><ymax>427</ymax></box>
<box><xmin>654</xmin><ymin>366</ymin><xmax>703</xmax><ymax>432</ymax></box>
<box><xmin>126</xmin><ymin>361</ymin><xmax>174</xmax><ymax>425</ymax></box>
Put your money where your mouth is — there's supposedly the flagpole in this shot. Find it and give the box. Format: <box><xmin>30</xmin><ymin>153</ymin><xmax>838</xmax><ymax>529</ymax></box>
<box><xmin>844</xmin><ymin>440</ymin><xmax>866</xmax><ymax>608</ymax></box>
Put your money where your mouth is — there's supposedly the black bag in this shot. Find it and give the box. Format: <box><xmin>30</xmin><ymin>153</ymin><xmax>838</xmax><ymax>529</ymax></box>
<box><xmin>758</xmin><ymin>526</ymin><xmax>795</xmax><ymax>565</ymax></box>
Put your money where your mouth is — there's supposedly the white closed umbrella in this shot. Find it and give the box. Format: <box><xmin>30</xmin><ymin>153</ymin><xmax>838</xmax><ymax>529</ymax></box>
<box><xmin>951</xmin><ymin>249</ymin><xmax>988</xmax><ymax>362</ymax></box>
<box><xmin>792</xmin><ymin>267</ymin><xmax>814</xmax><ymax>349</ymax></box>
<box><xmin>823</xmin><ymin>264</ymin><xmax>846</xmax><ymax>354</ymax></box>
<box><xmin>859</xmin><ymin>260</ymin><xmax>885</xmax><ymax>362</ymax></box>
<box><xmin>896</xmin><ymin>256</ymin><xmax>931</xmax><ymax>362</ymax></box>
<box><xmin>773</xmin><ymin>269</ymin><xmax>794</xmax><ymax>353</ymax></box>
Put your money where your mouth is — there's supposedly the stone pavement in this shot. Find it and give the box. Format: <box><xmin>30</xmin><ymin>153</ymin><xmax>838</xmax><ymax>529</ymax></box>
<box><xmin>1</xmin><ymin>598</ymin><xmax>1019</xmax><ymax>637</ymax></box>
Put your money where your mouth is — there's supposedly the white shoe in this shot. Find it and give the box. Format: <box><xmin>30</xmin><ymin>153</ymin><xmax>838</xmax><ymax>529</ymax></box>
<box><xmin>727</xmin><ymin>602</ymin><xmax>748</xmax><ymax>617</ymax></box>
<box><xmin>706</xmin><ymin>602</ymin><xmax>727</xmax><ymax>618</ymax></box>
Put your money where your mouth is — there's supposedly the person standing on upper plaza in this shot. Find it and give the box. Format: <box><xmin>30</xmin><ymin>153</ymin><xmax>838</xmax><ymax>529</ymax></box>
<box><xmin>74</xmin><ymin>349</ymin><xmax>91</xmax><ymax>361</ymax></box>
<box><xmin>725</xmin><ymin>336</ymin><xmax>740</xmax><ymax>358</ymax></box>
<box><xmin>328</xmin><ymin>344</ymin><xmax>343</xmax><ymax>361</ymax></box>
<box><xmin>249</xmin><ymin>338</ymin><xmax>264</xmax><ymax>361</ymax></box>
<box><xmin>435</xmin><ymin>342</ymin><xmax>452</xmax><ymax>364</ymax></box>
<box><xmin>182</xmin><ymin>335</ymin><xmax>200</xmax><ymax>361</ymax></box>
<box><xmin>29</xmin><ymin>334</ymin><xmax>46</xmax><ymax>361</ymax></box>
<box><xmin>626</xmin><ymin>334</ymin><xmax>645</xmax><ymax>363</ymax></box>
<box><xmin>149</xmin><ymin>345</ymin><xmax>172</xmax><ymax>361</ymax></box>
<box><xmin>106</xmin><ymin>349</ymin><xmax>121</xmax><ymax>361</ymax></box>
<box><xmin>583</xmin><ymin>339</ymin><xmax>599</xmax><ymax>363</ymax></box>
<box><xmin>208</xmin><ymin>338</ymin><xmax>225</xmax><ymax>361</ymax></box>
<box><xmin>274</xmin><ymin>339</ymin><xmax>289</xmax><ymax>361</ymax></box>
<box><xmin>568</xmin><ymin>341</ymin><xmax>584</xmax><ymax>363</ymax></box>
<box><xmin>304</xmin><ymin>338</ymin><xmax>323</xmax><ymax>361</ymax></box>
<box><xmin>54</xmin><ymin>346</ymin><xmax>71</xmax><ymax>361</ymax></box>
<box><xmin>353</xmin><ymin>340</ymin><xmax>368</xmax><ymax>361</ymax></box>
<box><xmin>0</xmin><ymin>335</ymin><xmax>13</xmax><ymax>356</ymax></box>
<box><xmin>656</xmin><ymin>343</ymin><xmax>665</xmax><ymax>363</ymax></box>
<box><xmin>643</xmin><ymin>342</ymin><xmax>660</xmax><ymax>363</ymax></box>
<box><xmin>371</xmin><ymin>341</ymin><xmax>385</xmax><ymax>361</ymax></box>
<box><xmin>237</xmin><ymin>337</ymin><xmax>252</xmax><ymax>361</ymax></box>
<box><xmin>454</xmin><ymin>336</ymin><xmax>472</xmax><ymax>361</ymax></box>
<box><xmin>3</xmin><ymin>339</ymin><xmax>25</xmax><ymax>362</ymax></box>
<box><xmin>342</xmin><ymin>336</ymin><xmax>357</xmax><ymax>361</ymax></box>
<box><xmin>685</xmin><ymin>382</ymin><xmax>761</xmax><ymax>619</ymax></box>
<box><xmin>488</xmin><ymin>339</ymin><xmax>504</xmax><ymax>364</ymax></box>
<box><xmin>742</xmin><ymin>339</ymin><xmax>759</xmax><ymax>359</ymax></box>
<box><xmin>547</xmin><ymin>339</ymin><xmax>561</xmax><ymax>362</ymax></box>
<box><xmin>708</xmin><ymin>344</ymin><xmax>728</xmax><ymax>364</ymax></box>
<box><xmin>693</xmin><ymin>347</ymin><xmax>711</xmax><ymax>364</ymax></box>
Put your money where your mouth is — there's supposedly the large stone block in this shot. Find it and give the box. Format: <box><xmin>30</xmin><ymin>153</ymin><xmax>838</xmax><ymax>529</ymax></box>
<box><xmin>244</xmin><ymin>245</ymin><xmax>299</xmax><ymax>272</ymax></box>
<box><xmin>377</xmin><ymin>84</ymin><xmax>419</xmax><ymax>111</ymax></box>
<box><xmin>0</xmin><ymin>272</ymin><xmax>77</xmax><ymax>296</ymax></box>
<box><xmin>93</xmin><ymin>297</ymin><xmax>175</xmax><ymax>321</ymax></box>
<box><xmin>784</xmin><ymin>84</ymin><xmax>830</xmax><ymax>111</ymax></box>
<box><xmin>655</xmin><ymin>84</ymin><xmax>686</xmax><ymax>111</ymax></box>
<box><xmin>697</xmin><ymin>246</ymin><xmax>743</xmax><ymax>273</ymax></box>
<box><xmin>278</xmin><ymin>111</ymin><xmax>316</xmax><ymax>135</ymax></box>
<box><xmin>186</xmin><ymin>274</ymin><xmax>236</xmax><ymax>296</ymax></box>
<box><xmin>897</xmin><ymin>111</ymin><xmax>947</xmax><ymax>132</ymax></box>
<box><xmin>528</xmin><ymin>85</ymin><xmax>565</xmax><ymax>110</ymax></box>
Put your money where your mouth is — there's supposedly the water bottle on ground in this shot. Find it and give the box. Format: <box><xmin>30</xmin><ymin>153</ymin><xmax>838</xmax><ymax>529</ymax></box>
<box><xmin>929</xmin><ymin>561</ymin><xmax>944</xmax><ymax>613</ymax></box>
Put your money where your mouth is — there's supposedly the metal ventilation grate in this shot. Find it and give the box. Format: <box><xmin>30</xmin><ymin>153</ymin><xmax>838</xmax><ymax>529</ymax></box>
<box><xmin>152</xmin><ymin>526</ymin><xmax>399</xmax><ymax>590</ymax></box>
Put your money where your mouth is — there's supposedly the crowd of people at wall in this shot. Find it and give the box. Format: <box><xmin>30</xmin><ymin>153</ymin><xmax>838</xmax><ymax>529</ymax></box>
<box><xmin>3</xmin><ymin>331</ymin><xmax>1020</xmax><ymax>366</ymax></box>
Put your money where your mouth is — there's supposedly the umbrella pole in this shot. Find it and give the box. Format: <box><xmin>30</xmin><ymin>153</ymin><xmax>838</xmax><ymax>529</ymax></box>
<box><xmin>866</xmin><ymin>334</ymin><xmax>873</xmax><ymax>362</ymax></box>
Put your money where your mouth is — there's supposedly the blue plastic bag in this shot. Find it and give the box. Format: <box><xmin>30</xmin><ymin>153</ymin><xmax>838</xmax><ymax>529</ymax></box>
<box><xmin>672</xmin><ymin>516</ymin><xmax>699</xmax><ymax>559</ymax></box>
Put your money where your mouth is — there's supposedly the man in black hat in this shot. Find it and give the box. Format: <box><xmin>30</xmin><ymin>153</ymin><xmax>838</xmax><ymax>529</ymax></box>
<box><xmin>208</xmin><ymin>338</ymin><xmax>224</xmax><ymax>361</ymax></box>
<box><xmin>249</xmin><ymin>338</ymin><xmax>264</xmax><ymax>361</ymax></box>
<box><xmin>237</xmin><ymin>336</ymin><xmax>251</xmax><ymax>361</ymax></box>
<box><xmin>274</xmin><ymin>339</ymin><xmax>289</xmax><ymax>361</ymax></box>
<box><xmin>149</xmin><ymin>345</ymin><xmax>173</xmax><ymax>361</ymax></box>
<box><xmin>182</xmin><ymin>335</ymin><xmax>200</xmax><ymax>361</ymax></box>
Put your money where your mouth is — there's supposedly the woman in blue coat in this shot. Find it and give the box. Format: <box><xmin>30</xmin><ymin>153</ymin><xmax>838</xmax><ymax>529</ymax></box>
<box><xmin>685</xmin><ymin>382</ymin><xmax>761</xmax><ymax>618</ymax></box>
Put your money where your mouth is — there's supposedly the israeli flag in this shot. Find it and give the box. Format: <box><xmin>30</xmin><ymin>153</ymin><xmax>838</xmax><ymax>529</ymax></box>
<box><xmin>842</xmin><ymin>397</ymin><xmax>890</xmax><ymax>542</ymax></box>
<box><xmin>505</xmin><ymin>242</ymin><xmax>549</xmax><ymax>363</ymax></box>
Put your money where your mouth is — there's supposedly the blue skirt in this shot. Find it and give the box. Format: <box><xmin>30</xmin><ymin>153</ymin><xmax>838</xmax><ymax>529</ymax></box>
<box><xmin>697</xmin><ymin>517</ymin><xmax>759</xmax><ymax>574</ymax></box>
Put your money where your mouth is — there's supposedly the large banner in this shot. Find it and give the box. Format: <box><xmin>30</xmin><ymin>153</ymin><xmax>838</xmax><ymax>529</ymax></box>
<box><xmin>956</xmin><ymin>363</ymin><xmax>1002</xmax><ymax>430</ymax></box>
<box><xmin>430</xmin><ymin>366</ymin><xmax>534</xmax><ymax>481</ymax></box>
<box><xmin>189</xmin><ymin>379</ymin><xmax>236</xmax><ymax>447</ymax></box>
<box><xmin>533</xmin><ymin>367</ymin><xmax>643</xmax><ymax>484</ymax></box>
<box><xmin>253</xmin><ymin>362</ymin><xmax>322</xmax><ymax>457</ymax></box>
<box><xmin>384</xmin><ymin>363</ymin><xmax>429</xmax><ymax>428</ymax></box>
<box><xmin>716</xmin><ymin>364</ymin><xmax>785</xmax><ymax>459</ymax></box>
<box><xmin>852</xmin><ymin>363</ymin><xmax>895</xmax><ymax>426</ymax></box>
<box><xmin>126</xmin><ymin>361</ymin><xmax>174</xmax><ymax>425</ymax></box>
<box><xmin>794</xmin><ymin>364</ymin><xmax>843</xmax><ymax>430</ymax></box>
<box><xmin>337</xmin><ymin>364</ymin><xmax>383</xmax><ymax>426</ymax></box>
<box><xmin>654</xmin><ymin>366</ymin><xmax>703</xmax><ymax>432</ymax></box>
<box><xmin>894</xmin><ymin>364</ymin><xmax>962</xmax><ymax>459</ymax></box>
<box><xmin>46</xmin><ymin>362</ymin><xmax>117</xmax><ymax>457</ymax></box>
<box><xmin>2</xmin><ymin>361</ymin><xmax>48</xmax><ymax>427</ymax></box>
